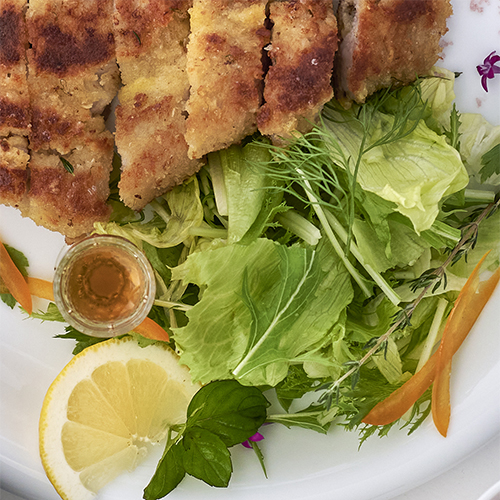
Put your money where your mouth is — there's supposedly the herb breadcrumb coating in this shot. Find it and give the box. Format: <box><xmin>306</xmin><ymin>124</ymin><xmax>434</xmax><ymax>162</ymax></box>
<box><xmin>257</xmin><ymin>0</ymin><xmax>338</xmax><ymax>144</ymax></box>
<box><xmin>335</xmin><ymin>0</ymin><xmax>452</xmax><ymax>104</ymax></box>
<box><xmin>114</xmin><ymin>0</ymin><xmax>202</xmax><ymax>211</ymax></box>
<box><xmin>185</xmin><ymin>0</ymin><xmax>270</xmax><ymax>159</ymax></box>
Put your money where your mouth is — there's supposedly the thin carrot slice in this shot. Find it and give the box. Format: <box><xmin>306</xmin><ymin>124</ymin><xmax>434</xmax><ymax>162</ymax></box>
<box><xmin>432</xmin><ymin>258</ymin><xmax>500</xmax><ymax>437</ymax></box>
<box><xmin>27</xmin><ymin>277</ymin><xmax>55</xmax><ymax>302</ymax></box>
<box><xmin>362</xmin><ymin>353</ymin><xmax>437</xmax><ymax>426</ymax></box>
<box><xmin>133</xmin><ymin>316</ymin><xmax>170</xmax><ymax>342</ymax></box>
<box><xmin>363</xmin><ymin>252</ymin><xmax>499</xmax><ymax>428</ymax></box>
<box><xmin>0</xmin><ymin>240</ymin><xmax>32</xmax><ymax>315</ymax></box>
<box><xmin>26</xmin><ymin>276</ymin><xmax>168</xmax><ymax>342</ymax></box>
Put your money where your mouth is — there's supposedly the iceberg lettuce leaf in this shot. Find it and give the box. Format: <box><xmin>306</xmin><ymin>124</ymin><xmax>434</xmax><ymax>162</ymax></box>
<box><xmin>324</xmin><ymin>110</ymin><xmax>468</xmax><ymax>233</ymax></box>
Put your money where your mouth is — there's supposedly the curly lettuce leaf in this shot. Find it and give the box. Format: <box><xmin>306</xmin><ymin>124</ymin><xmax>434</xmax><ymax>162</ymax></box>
<box><xmin>324</xmin><ymin>109</ymin><xmax>468</xmax><ymax>233</ymax></box>
<box><xmin>95</xmin><ymin>176</ymin><xmax>204</xmax><ymax>248</ymax></box>
<box><xmin>172</xmin><ymin>238</ymin><xmax>353</xmax><ymax>387</ymax></box>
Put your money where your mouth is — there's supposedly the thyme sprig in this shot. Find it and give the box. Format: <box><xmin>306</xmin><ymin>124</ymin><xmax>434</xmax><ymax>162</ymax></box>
<box><xmin>318</xmin><ymin>197</ymin><xmax>500</xmax><ymax>407</ymax></box>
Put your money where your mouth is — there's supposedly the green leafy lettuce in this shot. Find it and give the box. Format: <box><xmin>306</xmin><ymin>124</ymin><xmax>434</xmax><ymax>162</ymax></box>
<box><xmin>172</xmin><ymin>238</ymin><xmax>353</xmax><ymax>387</ymax></box>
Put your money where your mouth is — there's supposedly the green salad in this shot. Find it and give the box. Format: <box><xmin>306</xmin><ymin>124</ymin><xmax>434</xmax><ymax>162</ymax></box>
<box><xmin>16</xmin><ymin>67</ymin><xmax>500</xmax><ymax>497</ymax></box>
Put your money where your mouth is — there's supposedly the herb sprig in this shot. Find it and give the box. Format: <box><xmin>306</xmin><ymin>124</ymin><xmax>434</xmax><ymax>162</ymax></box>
<box><xmin>318</xmin><ymin>197</ymin><xmax>500</xmax><ymax>406</ymax></box>
<box><xmin>144</xmin><ymin>380</ymin><xmax>269</xmax><ymax>499</ymax></box>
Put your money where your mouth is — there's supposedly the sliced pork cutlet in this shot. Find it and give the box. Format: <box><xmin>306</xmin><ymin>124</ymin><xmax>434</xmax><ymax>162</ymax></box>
<box><xmin>21</xmin><ymin>131</ymin><xmax>115</xmax><ymax>239</ymax></box>
<box><xmin>0</xmin><ymin>0</ymin><xmax>30</xmax><ymax>138</ymax></box>
<box><xmin>0</xmin><ymin>136</ymin><xmax>29</xmax><ymax>209</ymax></box>
<box><xmin>185</xmin><ymin>0</ymin><xmax>270</xmax><ymax>159</ymax></box>
<box><xmin>335</xmin><ymin>0</ymin><xmax>452</xmax><ymax>104</ymax></box>
<box><xmin>257</xmin><ymin>0</ymin><xmax>338</xmax><ymax>144</ymax></box>
<box><xmin>21</xmin><ymin>0</ymin><xmax>120</xmax><ymax>238</ymax></box>
<box><xmin>114</xmin><ymin>0</ymin><xmax>202</xmax><ymax>211</ymax></box>
<box><xmin>26</xmin><ymin>0</ymin><xmax>119</xmax><ymax>154</ymax></box>
<box><xmin>0</xmin><ymin>0</ymin><xmax>30</xmax><ymax>209</ymax></box>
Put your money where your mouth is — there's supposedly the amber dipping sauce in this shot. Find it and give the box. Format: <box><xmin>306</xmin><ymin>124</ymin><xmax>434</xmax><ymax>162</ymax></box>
<box><xmin>53</xmin><ymin>235</ymin><xmax>155</xmax><ymax>337</ymax></box>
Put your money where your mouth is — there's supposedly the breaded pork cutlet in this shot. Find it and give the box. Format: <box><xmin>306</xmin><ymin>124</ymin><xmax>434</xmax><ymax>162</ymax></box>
<box><xmin>257</xmin><ymin>0</ymin><xmax>338</xmax><ymax>144</ymax></box>
<box><xmin>0</xmin><ymin>136</ymin><xmax>29</xmax><ymax>208</ymax></box>
<box><xmin>114</xmin><ymin>0</ymin><xmax>202</xmax><ymax>211</ymax></box>
<box><xmin>25</xmin><ymin>132</ymin><xmax>115</xmax><ymax>239</ymax></box>
<box><xmin>20</xmin><ymin>0</ymin><xmax>120</xmax><ymax>238</ymax></box>
<box><xmin>335</xmin><ymin>0</ymin><xmax>452</xmax><ymax>104</ymax></box>
<box><xmin>26</xmin><ymin>0</ymin><xmax>119</xmax><ymax>154</ymax></box>
<box><xmin>0</xmin><ymin>0</ymin><xmax>30</xmax><ymax>209</ymax></box>
<box><xmin>185</xmin><ymin>0</ymin><xmax>270</xmax><ymax>159</ymax></box>
<box><xmin>0</xmin><ymin>0</ymin><xmax>30</xmax><ymax>138</ymax></box>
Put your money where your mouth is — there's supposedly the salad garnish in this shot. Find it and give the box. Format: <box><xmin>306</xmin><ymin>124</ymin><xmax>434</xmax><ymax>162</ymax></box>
<box><xmin>477</xmin><ymin>50</ymin><xmax>500</xmax><ymax>92</ymax></box>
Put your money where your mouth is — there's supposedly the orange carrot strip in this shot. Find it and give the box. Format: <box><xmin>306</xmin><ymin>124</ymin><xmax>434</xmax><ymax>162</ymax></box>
<box><xmin>27</xmin><ymin>277</ymin><xmax>55</xmax><ymax>302</ymax></box>
<box><xmin>0</xmin><ymin>240</ymin><xmax>32</xmax><ymax>315</ymax></box>
<box><xmin>432</xmin><ymin>256</ymin><xmax>500</xmax><ymax>437</ymax></box>
<box><xmin>363</xmin><ymin>253</ymin><xmax>499</xmax><ymax>428</ymax></box>
<box><xmin>362</xmin><ymin>353</ymin><xmax>437</xmax><ymax>426</ymax></box>
<box><xmin>26</xmin><ymin>276</ymin><xmax>168</xmax><ymax>342</ymax></box>
<box><xmin>133</xmin><ymin>316</ymin><xmax>170</xmax><ymax>342</ymax></box>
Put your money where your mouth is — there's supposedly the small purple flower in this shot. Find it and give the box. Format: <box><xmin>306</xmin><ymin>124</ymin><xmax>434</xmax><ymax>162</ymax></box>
<box><xmin>241</xmin><ymin>431</ymin><xmax>265</xmax><ymax>449</ymax></box>
<box><xmin>476</xmin><ymin>51</ymin><xmax>500</xmax><ymax>92</ymax></box>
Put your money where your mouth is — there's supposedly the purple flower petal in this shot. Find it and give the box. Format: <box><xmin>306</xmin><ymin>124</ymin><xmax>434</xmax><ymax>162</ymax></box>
<box><xmin>241</xmin><ymin>431</ymin><xmax>265</xmax><ymax>449</ymax></box>
<box><xmin>481</xmin><ymin>74</ymin><xmax>489</xmax><ymax>92</ymax></box>
<box><xmin>477</xmin><ymin>51</ymin><xmax>500</xmax><ymax>92</ymax></box>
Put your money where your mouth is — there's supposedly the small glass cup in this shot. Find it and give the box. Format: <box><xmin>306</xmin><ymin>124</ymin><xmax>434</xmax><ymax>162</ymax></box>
<box><xmin>53</xmin><ymin>235</ymin><xmax>156</xmax><ymax>337</ymax></box>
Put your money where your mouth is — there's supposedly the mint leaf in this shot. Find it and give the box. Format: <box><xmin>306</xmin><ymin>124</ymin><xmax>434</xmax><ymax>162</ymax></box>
<box><xmin>143</xmin><ymin>441</ymin><xmax>185</xmax><ymax>500</ymax></box>
<box><xmin>186</xmin><ymin>380</ymin><xmax>269</xmax><ymax>447</ymax></box>
<box><xmin>144</xmin><ymin>380</ymin><xmax>269</xmax><ymax>499</ymax></box>
<box><xmin>182</xmin><ymin>428</ymin><xmax>232</xmax><ymax>487</ymax></box>
<box><xmin>479</xmin><ymin>143</ymin><xmax>500</xmax><ymax>182</ymax></box>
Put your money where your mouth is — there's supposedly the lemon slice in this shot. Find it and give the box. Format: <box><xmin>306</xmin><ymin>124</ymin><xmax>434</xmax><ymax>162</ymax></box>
<box><xmin>39</xmin><ymin>336</ymin><xmax>200</xmax><ymax>500</ymax></box>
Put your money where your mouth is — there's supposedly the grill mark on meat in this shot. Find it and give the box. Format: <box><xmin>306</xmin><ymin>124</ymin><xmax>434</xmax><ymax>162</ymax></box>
<box><xmin>31</xmin><ymin>24</ymin><xmax>113</xmax><ymax>76</ymax></box>
<box><xmin>30</xmin><ymin>107</ymin><xmax>83</xmax><ymax>151</ymax></box>
<box><xmin>0</xmin><ymin>98</ymin><xmax>30</xmax><ymax>130</ymax></box>
<box><xmin>0</xmin><ymin>6</ymin><xmax>22</xmax><ymax>64</ymax></box>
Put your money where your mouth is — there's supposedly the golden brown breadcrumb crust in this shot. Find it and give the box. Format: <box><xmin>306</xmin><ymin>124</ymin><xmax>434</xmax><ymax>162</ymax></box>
<box><xmin>0</xmin><ymin>0</ymin><xmax>30</xmax><ymax>209</ymax></box>
<box><xmin>184</xmin><ymin>0</ymin><xmax>270</xmax><ymax>159</ymax></box>
<box><xmin>22</xmin><ymin>131</ymin><xmax>114</xmax><ymax>238</ymax></box>
<box><xmin>19</xmin><ymin>0</ymin><xmax>119</xmax><ymax>238</ymax></box>
<box><xmin>0</xmin><ymin>0</ymin><xmax>31</xmax><ymax>137</ymax></box>
<box><xmin>0</xmin><ymin>136</ymin><xmax>29</xmax><ymax>208</ymax></box>
<box><xmin>114</xmin><ymin>0</ymin><xmax>201</xmax><ymax>211</ymax></box>
<box><xmin>257</xmin><ymin>0</ymin><xmax>338</xmax><ymax>143</ymax></box>
<box><xmin>0</xmin><ymin>0</ymin><xmax>454</xmax><ymax>237</ymax></box>
<box><xmin>335</xmin><ymin>0</ymin><xmax>452</xmax><ymax>103</ymax></box>
<box><xmin>26</xmin><ymin>0</ymin><xmax>119</xmax><ymax>154</ymax></box>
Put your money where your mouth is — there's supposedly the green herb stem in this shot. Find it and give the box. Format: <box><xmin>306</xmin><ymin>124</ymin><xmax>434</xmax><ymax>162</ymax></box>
<box><xmin>187</xmin><ymin>226</ymin><xmax>228</xmax><ymax>239</ymax></box>
<box><xmin>153</xmin><ymin>299</ymin><xmax>193</xmax><ymax>312</ymax></box>
<box><xmin>323</xmin><ymin>209</ymin><xmax>401</xmax><ymax>305</ymax></box>
<box><xmin>296</xmin><ymin>168</ymin><xmax>372</xmax><ymax>298</ymax></box>
<box><xmin>464</xmin><ymin>188</ymin><xmax>496</xmax><ymax>204</ymax></box>
<box><xmin>275</xmin><ymin>210</ymin><xmax>322</xmax><ymax>246</ymax></box>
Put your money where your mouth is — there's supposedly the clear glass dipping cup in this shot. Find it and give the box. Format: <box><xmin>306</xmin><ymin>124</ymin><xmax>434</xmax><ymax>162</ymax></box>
<box><xmin>53</xmin><ymin>235</ymin><xmax>156</xmax><ymax>337</ymax></box>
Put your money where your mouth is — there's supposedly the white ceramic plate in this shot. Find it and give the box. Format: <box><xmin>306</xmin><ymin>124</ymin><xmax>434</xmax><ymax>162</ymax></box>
<box><xmin>1</xmin><ymin>2</ymin><xmax>499</xmax><ymax>499</ymax></box>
